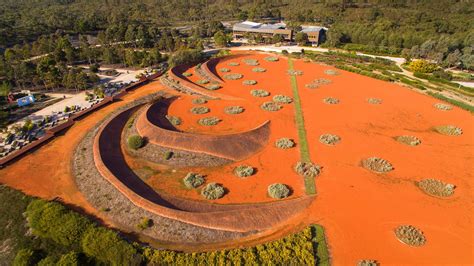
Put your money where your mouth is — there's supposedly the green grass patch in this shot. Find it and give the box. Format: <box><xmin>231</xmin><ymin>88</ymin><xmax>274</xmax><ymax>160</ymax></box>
<box><xmin>426</xmin><ymin>92</ymin><xmax>474</xmax><ymax>113</ymax></box>
<box><xmin>288</xmin><ymin>58</ymin><xmax>315</xmax><ymax>195</ymax></box>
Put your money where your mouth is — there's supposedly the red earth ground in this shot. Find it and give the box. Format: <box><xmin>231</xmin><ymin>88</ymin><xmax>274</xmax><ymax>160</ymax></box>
<box><xmin>1</xmin><ymin>51</ymin><xmax>473</xmax><ymax>264</ymax></box>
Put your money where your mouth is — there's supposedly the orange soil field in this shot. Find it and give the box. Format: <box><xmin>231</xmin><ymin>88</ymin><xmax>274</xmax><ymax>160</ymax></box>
<box><xmin>1</xmin><ymin>51</ymin><xmax>473</xmax><ymax>264</ymax></box>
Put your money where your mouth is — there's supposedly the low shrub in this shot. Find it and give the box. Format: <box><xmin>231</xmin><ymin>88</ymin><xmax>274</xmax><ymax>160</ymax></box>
<box><xmin>183</xmin><ymin>172</ymin><xmax>205</xmax><ymax>189</ymax></box>
<box><xmin>190</xmin><ymin>106</ymin><xmax>210</xmax><ymax>114</ymax></box>
<box><xmin>261</xmin><ymin>101</ymin><xmax>282</xmax><ymax>111</ymax></box>
<box><xmin>416</xmin><ymin>179</ymin><xmax>455</xmax><ymax>197</ymax></box>
<box><xmin>206</xmin><ymin>84</ymin><xmax>221</xmax><ymax>90</ymax></box>
<box><xmin>243</xmin><ymin>80</ymin><xmax>257</xmax><ymax>85</ymax></box>
<box><xmin>396</xmin><ymin>136</ymin><xmax>421</xmax><ymax>146</ymax></box>
<box><xmin>243</xmin><ymin>58</ymin><xmax>259</xmax><ymax>66</ymax></box>
<box><xmin>323</xmin><ymin>97</ymin><xmax>340</xmax><ymax>104</ymax></box>
<box><xmin>165</xmin><ymin>115</ymin><xmax>182</xmax><ymax>126</ymax></box>
<box><xmin>197</xmin><ymin>79</ymin><xmax>210</xmax><ymax>84</ymax></box>
<box><xmin>319</xmin><ymin>134</ymin><xmax>341</xmax><ymax>145</ymax></box>
<box><xmin>394</xmin><ymin>225</ymin><xmax>426</xmax><ymax>246</ymax></box>
<box><xmin>305</xmin><ymin>78</ymin><xmax>331</xmax><ymax>89</ymax></box>
<box><xmin>288</xmin><ymin>70</ymin><xmax>303</xmax><ymax>76</ymax></box>
<box><xmin>409</xmin><ymin>60</ymin><xmax>437</xmax><ymax>73</ymax></box>
<box><xmin>233</xmin><ymin>165</ymin><xmax>254</xmax><ymax>177</ymax></box>
<box><xmin>367</xmin><ymin>98</ymin><xmax>382</xmax><ymax>104</ymax></box>
<box><xmin>136</xmin><ymin>217</ymin><xmax>152</xmax><ymax>230</ymax></box>
<box><xmin>361</xmin><ymin>157</ymin><xmax>393</xmax><ymax>173</ymax></box>
<box><xmin>127</xmin><ymin>135</ymin><xmax>144</xmax><ymax>150</ymax></box>
<box><xmin>264</xmin><ymin>56</ymin><xmax>279</xmax><ymax>62</ymax></box>
<box><xmin>224</xmin><ymin>73</ymin><xmax>243</xmax><ymax>80</ymax></box>
<box><xmin>163</xmin><ymin>151</ymin><xmax>173</xmax><ymax>160</ymax></box>
<box><xmin>275</xmin><ymin>138</ymin><xmax>295</xmax><ymax>149</ymax></box>
<box><xmin>224</xmin><ymin>106</ymin><xmax>244</xmax><ymax>114</ymax></box>
<box><xmin>295</xmin><ymin>162</ymin><xmax>321</xmax><ymax>178</ymax></box>
<box><xmin>182</xmin><ymin>72</ymin><xmax>192</xmax><ymax>77</ymax></box>
<box><xmin>358</xmin><ymin>260</ymin><xmax>379</xmax><ymax>266</ymax></box>
<box><xmin>198</xmin><ymin>117</ymin><xmax>221</xmax><ymax>126</ymax></box>
<box><xmin>201</xmin><ymin>183</ymin><xmax>225</xmax><ymax>200</ymax></box>
<box><xmin>252</xmin><ymin>67</ymin><xmax>266</xmax><ymax>72</ymax></box>
<box><xmin>228</xmin><ymin>62</ymin><xmax>239</xmax><ymax>66</ymax></box>
<box><xmin>324</xmin><ymin>69</ymin><xmax>339</xmax><ymax>76</ymax></box>
<box><xmin>268</xmin><ymin>183</ymin><xmax>290</xmax><ymax>199</ymax></box>
<box><xmin>251</xmin><ymin>89</ymin><xmax>270</xmax><ymax>97</ymax></box>
<box><xmin>433</xmin><ymin>125</ymin><xmax>462</xmax><ymax>136</ymax></box>
<box><xmin>434</xmin><ymin>103</ymin><xmax>452</xmax><ymax>111</ymax></box>
<box><xmin>192</xmin><ymin>98</ymin><xmax>207</xmax><ymax>105</ymax></box>
<box><xmin>219</xmin><ymin>68</ymin><xmax>230</xmax><ymax>72</ymax></box>
<box><xmin>273</xmin><ymin>95</ymin><xmax>293</xmax><ymax>104</ymax></box>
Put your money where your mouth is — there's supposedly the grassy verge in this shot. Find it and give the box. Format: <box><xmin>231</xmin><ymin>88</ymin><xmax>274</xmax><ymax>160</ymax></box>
<box><xmin>312</xmin><ymin>224</ymin><xmax>330</xmax><ymax>266</ymax></box>
<box><xmin>288</xmin><ymin>58</ymin><xmax>316</xmax><ymax>195</ymax></box>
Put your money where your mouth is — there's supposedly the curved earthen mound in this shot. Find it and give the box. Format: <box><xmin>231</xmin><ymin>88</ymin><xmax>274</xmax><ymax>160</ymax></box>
<box><xmin>137</xmin><ymin>99</ymin><xmax>271</xmax><ymax>161</ymax></box>
<box><xmin>394</xmin><ymin>225</ymin><xmax>426</xmax><ymax>246</ymax></box>
<box><xmin>416</xmin><ymin>179</ymin><xmax>455</xmax><ymax>197</ymax></box>
<box><xmin>362</xmin><ymin>157</ymin><xmax>393</xmax><ymax>173</ymax></box>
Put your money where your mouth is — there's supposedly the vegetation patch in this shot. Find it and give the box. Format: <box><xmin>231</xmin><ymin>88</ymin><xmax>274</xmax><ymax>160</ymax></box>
<box><xmin>251</xmin><ymin>89</ymin><xmax>270</xmax><ymax>97</ymax></box>
<box><xmin>275</xmin><ymin>138</ymin><xmax>295</xmax><ymax>149</ymax></box>
<box><xmin>165</xmin><ymin>115</ymin><xmax>182</xmax><ymax>126</ymax></box>
<box><xmin>305</xmin><ymin>78</ymin><xmax>331</xmax><ymax>89</ymax></box>
<box><xmin>196</xmin><ymin>79</ymin><xmax>210</xmax><ymax>84</ymax></box>
<box><xmin>434</xmin><ymin>125</ymin><xmax>463</xmax><ymax>136</ymax></box>
<box><xmin>243</xmin><ymin>80</ymin><xmax>257</xmax><ymax>85</ymax></box>
<box><xmin>252</xmin><ymin>67</ymin><xmax>266</xmax><ymax>72</ymax></box>
<box><xmin>136</xmin><ymin>217</ymin><xmax>153</xmax><ymax>230</ymax></box>
<box><xmin>224</xmin><ymin>106</ymin><xmax>244</xmax><ymax>114</ymax></box>
<box><xmin>394</xmin><ymin>225</ymin><xmax>426</xmax><ymax>247</ymax></box>
<box><xmin>358</xmin><ymin>260</ymin><xmax>379</xmax><ymax>266</ymax></box>
<box><xmin>201</xmin><ymin>183</ymin><xmax>225</xmax><ymax>200</ymax></box>
<box><xmin>127</xmin><ymin>135</ymin><xmax>144</xmax><ymax>150</ymax></box>
<box><xmin>192</xmin><ymin>98</ymin><xmax>207</xmax><ymax>105</ymax></box>
<box><xmin>273</xmin><ymin>94</ymin><xmax>293</xmax><ymax>104</ymax></box>
<box><xmin>261</xmin><ymin>101</ymin><xmax>282</xmax><ymax>112</ymax></box>
<box><xmin>227</xmin><ymin>62</ymin><xmax>239</xmax><ymax>66</ymax></box>
<box><xmin>416</xmin><ymin>179</ymin><xmax>455</xmax><ymax>197</ymax></box>
<box><xmin>198</xmin><ymin>116</ymin><xmax>221</xmax><ymax>126</ymax></box>
<box><xmin>233</xmin><ymin>165</ymin><xmax>255</xmax><ymax>178</ymax></box>
<box><xmin>268</xmin><ymin>183</ymin><xmax>290</xmax><ymax>199</ymax></box>
<box><xmin>219</xmin><ymin>68</ymin><xmax>230</xmax><ymax>72</ymax></box>
<box><xmin>205</xmin><ymin>84</ymin><xmax>221</xmax><ymax>90</ymax></box>
<box><xmin>434</xmin><ymin>103</ymin><xmax>453</xmax><ymax>111</ymax></box>
<box><xmin>367</xmin><ymin>98</ymin><xmax>382</xmax><ymax>104</ymax></box>
<box><xmin>396</xmin><ymin>135</ymin><xmax>421</xmax><ymax>146</ymax></box>
<box><xmin>190</xmin><ymin>106</ymin><xmax>210</xmax><ymax>114</ymax></box>
<box><xmin>295</xmin><ymin>162</ymin><xmax>322</xmax><ymax>178</ymax></box>
<box><xmin>264</xmin><ymin>56</ymin><xmax>279</xmax><ymax>62</ymax></box>
<box><xmin>324</xmin><ymin>69</ymin><xmax>340</xmax><ymax>76</ymax></box>
<box><xmin>288</xmin><ymin>69</ymin><xmax>303</xmax><ymax>76</ymax></box>
<box><xmin>223</xmin><ymin>73</ymin><xmax>243</xmax><ymax>80</ymax></box>
<box><xmin>361</xmin><ymin>157</ymin><xmax>394</xmax><ymax>173</ymax></box>
<box><xmin>323</xmin><ymin>97</ymin><xmax>340</xmax><ymax>104</ymax></box>
<box><xmin>319</xmin><ymin>134</ymin><xmax>341</xmax><ymax>145</ymax></box>
<box><xmin>182</xmin><ymin>72</ymin><xmax>192</xmax><ymax>77</ymax></box>
<box><xmin>243</xmin><ymin>58</ymin><xmax>259</xmax><ymax>66</ymax></box>
<box><xmin>183</xmin><ymin>172</ymin><xmax>205</xmax><ymax>189</ymax></box>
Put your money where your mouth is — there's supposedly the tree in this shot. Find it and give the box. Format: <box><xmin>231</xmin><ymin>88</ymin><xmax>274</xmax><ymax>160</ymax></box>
<box><xmin>12</xmin><ymin>248</ymin><xmax>41</xmax><ymax>266</ymax></box>
<box><xmin>295</xmin><ymin>32</ymin><xmax>309</xmax><ymax>45</ymax></box>
<box><xmin>272</xmin><ymin>34</ymin><xmax>284</xmax><ymax>44</ymax></box>
<box><xmin>57</xmin><ymin>252</ymin><xmax>80</xmax><ymax>266</ymax></box>
<box><xmin>213</xmin><ymin>31</ymin><xmax>229</xmax><ymax>47</ymax></box>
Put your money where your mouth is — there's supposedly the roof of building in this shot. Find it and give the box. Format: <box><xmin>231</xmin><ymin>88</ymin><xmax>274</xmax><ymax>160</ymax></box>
<box><xmin>301</xmin><ymin>26</ymin><xmax>328</xmax><ymax>33</ymax></box>
<box><xmin>233</xmin><ymin>21</ymin><xmax>289</xmax><ymax>34</ymax></box>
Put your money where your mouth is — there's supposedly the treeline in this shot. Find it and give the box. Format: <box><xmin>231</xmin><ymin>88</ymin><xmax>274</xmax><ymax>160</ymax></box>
<box><xmin>0</xmin><ymin>185</ymin><xmax>326</xmax><ymax>265</ymax></box>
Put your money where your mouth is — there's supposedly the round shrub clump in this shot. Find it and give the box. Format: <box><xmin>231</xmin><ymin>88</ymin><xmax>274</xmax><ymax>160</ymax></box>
<box><xmin>224</xmin><ymin>73</ymin><xmax>243</xmax><ymax>80</ymax></box>
<box><xmin>273</xmin><ymin>95</ymin><xmax>293</xmax><ymax>104</ymax></box>
<box><xmin>198</xmin><ymin>117</ymin><xmax>221</xmax><ymax>126</ymax></box>
<box><xmin>206</xmin><ymin>84</ymin><xmax>221</xmax><ymax>90</ymax></box>
<box><xmin>367</xmin><ymin>98</ymin><xmax>382</xmax><ymax>104</ymax></box>
<box><xmin>251</xmin><ymin>89</ymin><xmax>270</xmax><ymax>97</ymax></box>
<box><xmin>268</xmin><ymin>183</ymin><xmax>290</xmax><ymax>199</ymax></box>
<box><xmin>434</xmin><ymin>125</ymin><xmax>462</xmax><ymax>136</ymax></box>
<box><xmin>261</xmin><ymin>102</ymin><xmax>282</xmax><ymax>112</ymax></box>
<box><xmin>197</xmin><ymin>79</ymin><xmax>210</xmax><ymax>84</ymax></box>
<box><xmin>190</xmin><ymin>106</ymin><xmax>210</xmax><ymax>114</ymax></box>
<box><xmin>264</xmin><ymin>56</ymin><xmax>279</xmax><ymax>62</ymax></box>
<box><xmin>127</xmin><ymin>135</ymin><xmax>144</xmax><ymax>150</ymax></box>
<box><xmin>416</xmin><ymin>179</ymin><xmax>455</xmax><ymax>197</ymax></box>
<box><xmin>434</xmin><ymin>103</ymin><xmax>452</xmax><ymax>111</ymax></box>
<box><xmin>165</xmin><ymin>115</ymin><xmax>182</xmax><ymax>126</ymax></box>
<box><xmin>319</xmin><ymin>134</ymin><xmax>341</xmax><ymax>145</ymax></box>
<box><xmin>243</xmin><ymin>80</ymin><xmax>257</xmax><ymax>85</ymax></box>
<box><xmin>252</xmin><ymin>67</ymin><xmax>266</xmax><ymax>72</ymax></box>
<box><xmin>361</xmin><ymin>157</ymin><xmax>393</xmax><ymax>173</ymax></box>
<box><xmin>183</xmin><ymin>72</ymin><xmax>192</xmax><ymax>77</ymax></box>
<box><xmin>192</xmin><ymin>98</ymin><xmax>207</xmax><ymax>105</ymax></box>
<box><xmin>295</xmin><ymin>162</ymin><xmax>321</xmax><ymax>178</ymax></box>
<box><xmin>358</xmin><ymin>260</ymin><xmax>379</xmax><ymax>266</ymax></box>
<box><xmin>275</xmin><ymin>138</ymin><xmax>295</xmax><ymax>149</ymax></box>
<box><xmin>243</xmin><ymin>58</ymin><xmax>259</xmax><ymax>66</ymax></box>
<box><xmin>201</xmin><ymin>183</ymin><xmax>225</xmax><ymax>200</ymax></box>
<box><xmin>228</xmin><ymin>62</ymin><xmax>239</xmax><ymax>66</ymax></box>
<box><xmin>287</xmin><ymin>70</ymin><xmax>303</xmax><ymax>76</ymax></box>
<box><xmin>324</xmin><ymin>69</ymin><xmax>340</xmax><ymax>76</ymax></box>
<box><xmin>305</xmin><ymin>78</ymin><xmax>331</xmax><ymax>89</ymax></box>
<box><xmin>233</xmin><ymin>165</ymin><xmax>254</xmax><ymax>178</ymax></box>
<box><xmin>396</xmin><ymin>135</ymin><xmax>421</xmax><ymax>146</ymax></box>
<box><xmin>219</xmin><ymin>68</ymin><xmax>230</xmax><ymax>72</ymax></box>
<box><xmin>183</xmin><ymin>172</ymin><xmax>205</xmax><ymax>189</ymax></box>
<box><xmin>394</xmin><ymin>225</ymin><xmax>426</xmax><ymax>247</ymax></box>
<box><xmin>224</xmin><ymin>106</ymin><xmax>244</xmax><ymax>114</ymax></box>
<box><xmin>323</xmin><ymin>97</ymin><xmax>340</xmax><ymax>104</ymax></box>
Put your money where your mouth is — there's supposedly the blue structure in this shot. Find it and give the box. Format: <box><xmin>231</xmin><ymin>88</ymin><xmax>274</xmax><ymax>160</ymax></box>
<box><xmin>17</xmin><ymin>95</ymin><xmax>35</xmax><ymax>107</ymax></box>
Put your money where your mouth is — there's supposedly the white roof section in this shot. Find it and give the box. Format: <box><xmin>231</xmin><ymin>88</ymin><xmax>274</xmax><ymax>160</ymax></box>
<box><xmin>233</xmin><ymin>21</ymin><xmax>289</xmax><ymax>34</ymax></box>
<box><xmin>301</xmin><ymin>25</ymin><xmax>328</xmax><ymax>33</ymax></box>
